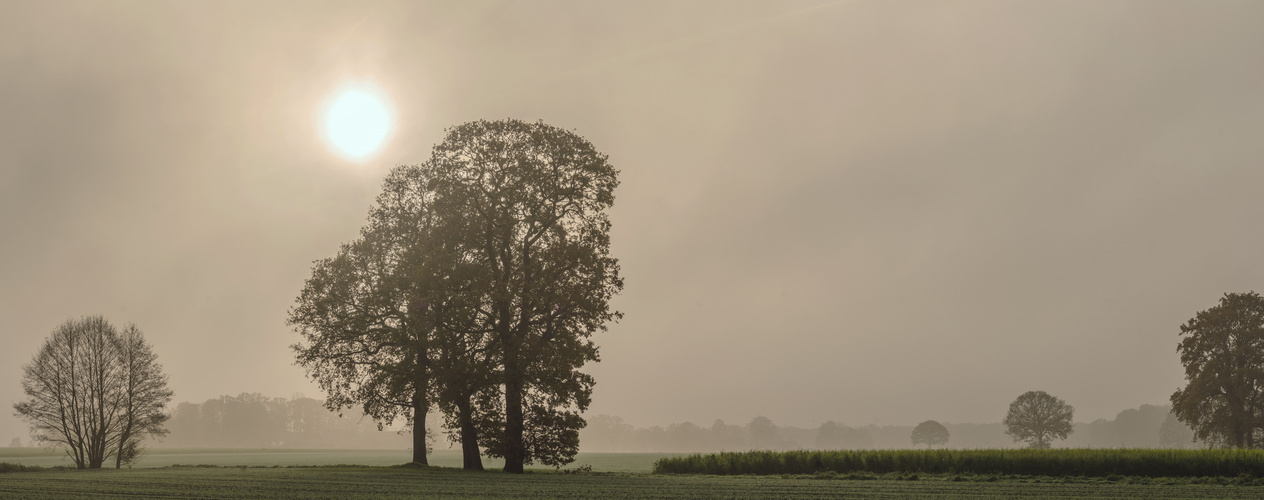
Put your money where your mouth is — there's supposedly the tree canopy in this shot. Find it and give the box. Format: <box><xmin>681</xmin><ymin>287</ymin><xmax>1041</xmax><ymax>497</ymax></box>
<box><xmin>291</xmin><ymin>119</ymin><xmax>622</xmax><ymax>472</ymax></box>
<box><xmin>13</xmin><ymin>316</ymin><xmax>172</xmax><ymax>469</ymax></box>
<box><xmin>1003</xmin><ymin>390</ymin><xmax>1073</xmax><ymax>449</ymax></box>
<box><xmin>911</xmin><ymin>420</ymin><xmax>949</xmax><ymax>448</ymax></box>
<box><xmin>1170</xmin><ymin>291</ymin><xmax>1264</xmax><ymax>448</ymax></box>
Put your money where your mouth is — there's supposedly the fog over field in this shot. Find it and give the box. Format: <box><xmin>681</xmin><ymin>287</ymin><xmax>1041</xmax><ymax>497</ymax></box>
<box><xmin>2</xmin><ymin>0</ymin><xmax>1263</xmax><ymax>448</ymax></box>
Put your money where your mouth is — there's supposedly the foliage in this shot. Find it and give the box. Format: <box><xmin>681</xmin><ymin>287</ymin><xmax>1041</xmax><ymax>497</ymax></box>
<box><xmin>911</xmin><ymin>421</ymin><xmax>949</xmax><ymax>448</ymax></box>
<box><xmin>1003</xmin><ymin>391</ymin><xmax>1074</xmax><ymax>449</ymax></box>
<box><xmin>1170</xmin><ymin>291</ymin><xmax>1264</xmax><ymax>448</ymax></box>
<box><xmin>12</xmin><ymin>316</ymin><xmax>172</xmax><ymax>469</ymax></box>
<box><xmin>746</xmin><ymin>417</ymin><xmax>779</xmax><ymax>450</ymax></box>
<box><xmin>652</xmin><ymin>448</ymin><xmax>1264</xmax><ymax>477</ymax></box>
<box><xmin>423</xmin><ymin>119</ymin><xmax>623</xmax><ymax>472</ymax></box>
<box><xmin>1160</xmin><ymin>411</ymin><xmax>1202</xmax><ymax>449</ymax></box>
<box><xmin>289</xmin><ymin>164</ymin><xmax>486</xmax><ymax>465</ymax></box>
<box><xmin>813</xmin><ymin>421</ymin><xmax>845</xmax><ymax>449</ymax></box>
<box><xmin>0</xmin><ymin>462</ymin><xmax>43</xmax><ymax>473</ymax></box>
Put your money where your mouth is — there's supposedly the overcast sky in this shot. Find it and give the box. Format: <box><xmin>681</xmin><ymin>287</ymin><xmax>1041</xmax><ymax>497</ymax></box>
<box><xmin>2</xmin><ymin>1</ymin><xmax>1263</xmax><ymax>442</ymax></box>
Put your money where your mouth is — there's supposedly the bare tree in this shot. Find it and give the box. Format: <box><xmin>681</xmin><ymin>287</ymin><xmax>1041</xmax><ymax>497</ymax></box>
<box><xmin>113</xmin><ymin>325</ymin><xmax>173</xmax><ymax>467</ymax></box>
<box><xmin>12</xmin><ymin>316</ymin><xmax>171</xmax><ymax>469</ymax></box>
<box><xmin>1003</xmin><ymin>390</ymin><xmax>1074</xmax><ymax>449</ymax></box>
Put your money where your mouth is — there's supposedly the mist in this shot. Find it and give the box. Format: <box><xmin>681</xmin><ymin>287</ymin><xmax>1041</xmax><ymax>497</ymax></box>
<box><xmin>3</xmin><ymin>1</ymin><xmax>1263</xmax><ymax>449</ymax></box>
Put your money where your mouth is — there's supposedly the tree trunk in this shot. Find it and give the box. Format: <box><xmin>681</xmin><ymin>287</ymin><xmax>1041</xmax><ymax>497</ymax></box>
<box><xmin>503</xmin><ymin>348</ymin><xmax>525</xmax><ymax>473</ymax></box>
<box><xmin>412</xmin><ymin>343</ymin><xmax>430</xmax><ymax>465</ymax></box>
<box><xmin>456</xmin><ymin>397</ymin><xmax>483</xmax><ymax>471</ymax></box>
<box><xmin>412</xmin><ymin>392</ymin><xmax>429</xmax><ymax>465</ymax></box>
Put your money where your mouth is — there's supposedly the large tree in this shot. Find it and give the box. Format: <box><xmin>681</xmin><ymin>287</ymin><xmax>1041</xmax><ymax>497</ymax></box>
<box><xmin>1170</xmin><ymin>291</ymin><xmax>1264</xmax><ymax>448</ymax></box>
<box><xmin>1003</xmin><ymin>390</ymin><xmax>1073</xmax><ymax>449</ymax></box>
<box><xmin>13</xmin><ymin>316</ymin><xmax>171</xmax><ymax>469</ymax></box>
<box><xmin>425</xmin><ymin>119</ymin><xmax>623</xmax><ymax>472</ymax></box>
<box><xmin>289</xmin><ymin>165</ymin><xmax>484</xmax><ymax>465</ymax></box>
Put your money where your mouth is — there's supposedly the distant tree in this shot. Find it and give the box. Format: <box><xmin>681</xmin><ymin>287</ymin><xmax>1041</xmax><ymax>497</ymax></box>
<box><xmin>911</xmin><ymin>420</ymin><xmax>950</xmax><ymax>448</ymax></box>
<box><xmin>666</xmin><ymin>422</ymin><xmax>706</xmax><ymax>452</ymax></box>
<box><xmin>8</xmin><ymin>437</ymin><xmax>20</xmax><ymax>448</ymax></box>
<box><xmin>814</xmin><ymin>421</ymin><xmax>845</xmax><ymax>449</ymax></box>
<box><xmin>579</xmin><ymin>414</ymin><xmax>635</xmax><ymax>451</ymax></box>
<box><xmin>841</xmin><ymin>425</ymin><xmax>875</xmax><ymax>449</ymax></box>
<box><xmin>1003</xmin><ymin>391</ymin><xmax>1074</xmax><ymax>449</ymax></box>
<box><xmin>1159</xmin><ymin>411</ymin><xmax>1200</xmax><ymax>449</ymax></box>
<box><xmin>1170</xmin><ymin>292</ymin><xmax>1264</xmax><ymax>448</ymax></box>
<box><xmin>709</xmin><ymin>419</ymin><xmax>746</xmax><ymax>450</ymax></box>
<box><xmin>747</xmin><ymin>416</ymin><xmax>779</xmax><ymax>450</ymax></box>
<box><xmin>13</xmin><ymin>316</ymin><xmax>171</xmax><ymax>468</ymax></box>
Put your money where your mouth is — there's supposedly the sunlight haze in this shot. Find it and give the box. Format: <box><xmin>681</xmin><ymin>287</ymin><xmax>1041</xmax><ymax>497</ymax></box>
<box><xmin>1</xmin><ymin>0</ymin><xmax>1263</xmax><ymax>446</ymax></box>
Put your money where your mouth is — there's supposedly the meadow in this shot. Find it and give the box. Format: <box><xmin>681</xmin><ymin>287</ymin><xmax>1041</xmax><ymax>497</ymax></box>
<box><xmin>4</xmin><ymin>464</ymin><xmax>1264</xmax><ymax>499</ymax></box>
<box><xmin>654</xmin><ymin>449</ymin><xmax>1264</xmax><ymax>477</ymax></box>
<box><xmin>5</xmin><ymin>448</ymin><xmax>1264</xmax><ymax>498</ymax></box>
<box><xmin>0</xmin><ymin>448</ymin><xmax>670</xmax><ymax>473</ymax></box>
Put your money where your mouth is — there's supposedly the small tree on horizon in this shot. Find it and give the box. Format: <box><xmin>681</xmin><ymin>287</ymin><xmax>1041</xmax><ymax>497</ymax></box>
<box><xmin>1003</xmin><ymin>390</ymin><xmax>1074</xmax><ymax>449</ymax></box>
<box><xmin>910</xmin><ymin>420</ymin><xmax>949</xmax><ymax>448</ymax></box>
<box><xmin>7</xmin><ymin>437</ymin><xmax>20</xmax><ymax>448</ymax></box>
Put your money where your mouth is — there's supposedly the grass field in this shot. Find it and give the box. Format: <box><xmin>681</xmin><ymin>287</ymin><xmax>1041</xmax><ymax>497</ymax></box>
<box><xmin>4</xmin><ymin>465</ymin><xmax>1264</xmax><ymax>499</ymax></box>
<box><xmin>654</xmin><ymin>449</ymin><xmax>1264</xmax><ymax>477</ymax></box>
<box><xmin>5</xmin><ymin>448</ymin><xmax>1264</xmax><ymax>498</ymax></box>
<box><xmin>0</xmin><ymin>447</ymin><xmax>672</xmax><ymax>473</ymax></box>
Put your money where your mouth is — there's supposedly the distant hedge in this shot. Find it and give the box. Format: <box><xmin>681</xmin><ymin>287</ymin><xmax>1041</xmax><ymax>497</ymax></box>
<box><xmin>653</xmin><ymin>449</ymin><xmax>1264</xmax><ymax>477</ymax></box>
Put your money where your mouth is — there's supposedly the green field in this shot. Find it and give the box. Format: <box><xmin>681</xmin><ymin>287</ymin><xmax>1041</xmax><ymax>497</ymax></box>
<box><xmin>655</xmin><ymin>449</ymin><xmax>1264</xmax><ymax>478</ymax></box>
<box><xmin>4</xmin><ymin>448</ymin><xmax>1264</xmax><ymax>498</ymax></box>
<box><xmin>4</xmin><ymin>465</ymin><xmax>1264</xmax><ymax>499</ymax></box>
<box><xmin>0</xmin><ymin>448</ymin><xmax>672</xmax><ymax>473</ymax></box>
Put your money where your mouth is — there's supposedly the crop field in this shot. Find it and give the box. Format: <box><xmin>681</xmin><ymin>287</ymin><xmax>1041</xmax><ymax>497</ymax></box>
<box><xmin>654</xmin><ymin>449</ymin><xmax>1264</xmax><ymax>477</ymax></box>
<box><xmin>3</xmin><ymin>465</ymin><xmax>1264</xmax><ymax>499</ymax></box>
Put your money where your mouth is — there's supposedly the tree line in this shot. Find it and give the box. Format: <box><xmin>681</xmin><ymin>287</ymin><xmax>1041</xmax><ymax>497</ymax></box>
<box><xmin>162</xmin><ymin>394</ymin><xmax>444</xmax><ymax>449</ymax></box>
<box><xmin>578</xmin><ymin>404</ymin><xmax>1200</xmax><ymax>453</ymax></box>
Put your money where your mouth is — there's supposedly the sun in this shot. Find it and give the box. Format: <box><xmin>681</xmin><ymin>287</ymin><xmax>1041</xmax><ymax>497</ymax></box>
<box><xmin>324</xmin><ymin>88</ymin><xmax>391</xmax><ymax>159</ymax></box>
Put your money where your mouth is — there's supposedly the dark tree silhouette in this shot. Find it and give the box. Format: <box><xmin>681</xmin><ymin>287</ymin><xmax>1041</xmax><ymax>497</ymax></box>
<box><xmin>13</xmin><ymin>316</ymin><xmax>171</xmax><ymax>469</ymax></box>
<box><xmin>112</xmin><ymin>325</ymin><xmax>174</xmax><ymax>467</ymax></box>
<box><xmin>425</xmin><ymin>119</ymin><xmax>623</xmax><ymax>472</ymax></box>
<box><xmin>910</xmin><ymin>420</ymin><xmax>949</xmax><ymax>448</ymax></box>
<box><xmin>1003</xmin><ymin>391</ymin><xmax>1073</xmax><ymax>449</ymax></box>
<box><xmin>290</xmin><ymin>165</ymin><xmax>487</xmax><ymax>466</ymax></box>
<box><xmin>1170</xmin><ymin>292</ymin><xmax>1264</xmax><ymax>448</ymax></box>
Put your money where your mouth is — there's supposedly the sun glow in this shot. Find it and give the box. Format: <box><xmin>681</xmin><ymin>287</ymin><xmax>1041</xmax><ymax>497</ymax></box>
<box><xmin>324</xmin><ymin>88</ymin><xmax>391</xmax><ymax>159</ymax></box>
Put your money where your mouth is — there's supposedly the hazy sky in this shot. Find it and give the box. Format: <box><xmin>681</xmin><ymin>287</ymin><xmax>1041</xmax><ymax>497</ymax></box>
<box><xmin>2</xmin><ymin>1</ymin><xmax>1263</xmax><ymax>442</ymax></box>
